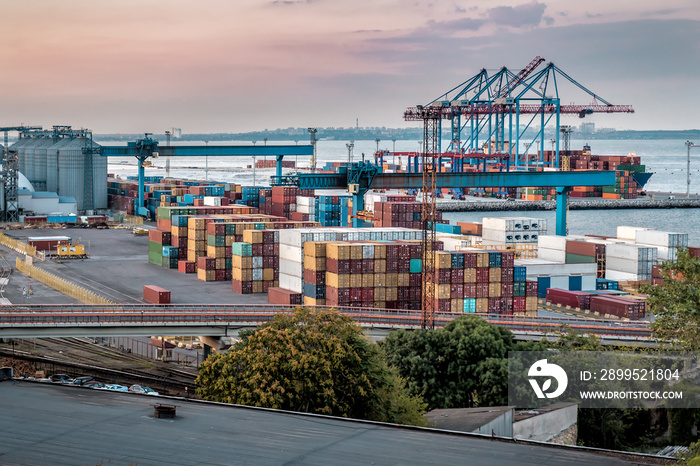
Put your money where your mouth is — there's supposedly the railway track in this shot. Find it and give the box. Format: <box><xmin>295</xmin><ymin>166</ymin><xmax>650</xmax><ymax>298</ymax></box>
<box><xmin>3</xmin><ymin>337</ymin><xmax>197</xmax><ymax>395</ymax></box>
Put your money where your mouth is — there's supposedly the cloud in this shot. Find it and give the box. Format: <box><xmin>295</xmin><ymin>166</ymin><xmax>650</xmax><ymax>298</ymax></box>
<box><xmin>487</xmin><ymin>1</ymin><xmax>547</xmax><ymax>28</ymax></box>
<box><xmin>427</xmin><ymin>17</ymin><xmax>485</xmax><ymax>32</ymax></box>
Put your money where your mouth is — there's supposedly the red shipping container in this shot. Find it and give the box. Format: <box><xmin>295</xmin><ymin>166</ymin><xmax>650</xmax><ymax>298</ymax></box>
<box><xmin>143</xmin><ymin>285</ymin><xmax>170</xmax><ymax>304</ymax></box>
<box><xmin>501</xmin><ymin>251</ymin><xmax>515</xmax><ymax>268</ymax></box>
<box><xmin>450</xmin><ymin>284</ymin><xmax>464</xmax><ymax>299</ymax></box>
<box><xmin>500</xmin><ymin>267</ymin><xmax>514</xmax><ymax>283</ymax></box>
<box><xmin>177</xmin><ymin>260</ymin><xmax>196</xmax><ymax>273</ymax></box>
<box><xmin>476</xmin><ymin>268</ymin><xmax>490</xmax><ymax>283</ymax></box>
<box><xmin>215</xmin><ymin>269</ymin><xmax>227</xmax><ymax>281</ymax></box>
<box><xmin>464</xmin><ymin>283</ymin><xmax>477</xmax><ymax>298</ymax></box>
<box><xmin>232</xmin><ymin>279</ymin><xmax>253</xmax><ymax>294</ymax></box>
<box><xmin>451</xmin><ymin>268</ymin><xmax>464</xmax><ymax>283</ymax></box>
<box><xmin>409</xmin><ymin>273</ymin><xmax>422</xmax><ymax>287</ymax></box>
<box><xmin>546</xmin><ymin>288</ymin><xmax>594</xmax><ymax>310</ymax></box>
<box><xmin>513</xmin><ymin>296</ymin><xmax>526</xmax><ymax>312</ymax></box>
<box><xmin>526</xmin><ymin>280</ymin><xmax>538</xmax><ymax>296</ymax></box>
<box><xmin>149</xmin><ymin>230</ymin><xmax>171</xmax><ymax>245</ymax></box>
<box><xmin>476</xmin><ymin>283</ymin><xmax>489</xmax><ymax>298</ymax></box>
<box><xmin>500</xmin><ymin>282</ymin><xmax>514</xmax><ymax>298</ymax></box>
<box><xmin>197</xmin><ymin>256</ymin><xmax>216</xmax><ymax>270</ymax></box>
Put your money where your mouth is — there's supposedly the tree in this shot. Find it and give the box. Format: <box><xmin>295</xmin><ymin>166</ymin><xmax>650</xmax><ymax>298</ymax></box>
<box><xmin>642</xmin><ymin>249</ymin><xmax>700</xmax><ymax>349</ymax></box>
<box><xmin>380</xmin><ymin>315</ymin><xmax>545</xmax><ymax>409</ymax></box>
<box><xmin>195</xmin><ymin>307</ymin><xmax>427</xmax><ymax>426</ymax></box>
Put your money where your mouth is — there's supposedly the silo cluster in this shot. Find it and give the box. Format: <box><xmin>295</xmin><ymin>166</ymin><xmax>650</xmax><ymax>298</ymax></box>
<box><xmin>12</xmin><ymin>129</ymin><xmax>107</xmax><ymax>211</ymax></box>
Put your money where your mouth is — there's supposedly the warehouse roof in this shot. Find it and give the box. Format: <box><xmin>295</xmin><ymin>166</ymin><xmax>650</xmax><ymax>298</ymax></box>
<box><xmin>0</xmin><ymin>381</ymin><xmax>643</xmax><ymax>465</ymax></box>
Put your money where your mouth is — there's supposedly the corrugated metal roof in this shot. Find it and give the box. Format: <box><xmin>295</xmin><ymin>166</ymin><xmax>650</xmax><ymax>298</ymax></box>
<box><xmin>31</xmin><ymin>192</ymin><xmax>59</xmax><ymax>199</ymax></box>
<box><xmin>657</xmin><ymin>445</ymin><xmax>689</xmax><ymax>457</ymax></box>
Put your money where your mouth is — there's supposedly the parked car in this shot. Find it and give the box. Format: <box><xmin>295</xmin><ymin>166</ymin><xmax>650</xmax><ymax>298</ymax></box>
<box><xmin>102</xmin><ymin>384</ymin><xmax>129</xmax><ymax>392</ymax></box>
<box><xmin>72</xmin><ymin>376</ymin><xmax>95</xmax><ymax>386</ymax></box>
<box><xmin>86</xmin><ymin>382</ymin><xmax>105</xmax><ymax>389</ymax></box>
<box><xmin>128</xmin><ymin>384</ymin><xmax>160</xmax><ymax>396</ymax></box>
<box><xmin>49</xmin><ymin>374</ymin><xmax>73</xmax><ymax>384</ymax></box>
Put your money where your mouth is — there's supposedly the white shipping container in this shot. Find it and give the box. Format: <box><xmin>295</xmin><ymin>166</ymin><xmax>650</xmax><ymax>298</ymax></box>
<box><xmin>605</xmin><ymin>256</ymin><xmax>652</xmax><ymax>275</ymax></box>
<box><xmin>515</xmin><ymin>259</ymin><xmax>597</xmax><ymax>278</ymax></box>
<box><xmin>635</xmin><ymin>230</ymin><xmax>688</xmax><ymax>248</ymax></box>
<box><xmin>279</xmin><ymin>244</ymin><xmax>303</xmax><ymax>263</ymax></box>
<box><xmin>606</xmin><ymin>243</ymin><xmax>657</xmax><ymax>261</ymax></box>
<box><xmin>279</xmin><ymin>272</ymin><xmax>302</xmax><ymax>293</ymax></box>
<box><xmin>655</xmin><ymin>246</ymin><xmax>678</xmax><ymax>262</ymax></box>
<box><xmin>538</xmin><ymin>247</ymin><xmax>567</xmax><ymax>263</ymax></box>
<box><xmin>617</xmin><ymin>226</ymin><xmax>649</xmax><ymax>240</ymax></box>
<box><xmin>252</xmin><ymin>268</ymin><xmax>263</xmax><ymax>281</ymax></box>
<box><xmin>279</xmin><ymin>258</ymin><xmax>301</xmax><ymax>277</ymax></box>
<box><xmin>203</xmin><ymin>196</ymin><xmax>222</xmax><ymax>207</ymax></box>
<box><xmin>605</xmin><ymin>270</ymin><xmax>642</xmax><ymax>282</ymax></box>
<box><xmin>538</xmin><ymin>235</ymin><xmax>568</xmax><ymax>251</ymax></box>
<box><xmin>252</xmin><ymin>256</ymin><xmax>263</xmax><ymax>269</ymax></box>
<box><xmin>296</xmin><ymin>205</ymin><xmax>316</xmax><ymax>214</ymax></box>
<box><xmin>296</xmin><ymin>196</ymin><xmax>315</xmax><ymax>207</ymax></box>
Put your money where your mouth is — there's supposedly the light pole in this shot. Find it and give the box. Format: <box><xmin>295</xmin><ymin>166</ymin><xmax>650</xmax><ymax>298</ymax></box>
<box><xmin>392</xmin><ymin>139</ymin><xmax>396</xmax><ymax>164</ymax></box>
<box><xmin>346</xmin><ymin>141</ymin><xmax>354</xmax><ymax>164</ymax></box>
<box><xmin>308</xmin><ymin>128</ymin><xmax>317</xmax><ymax>172</ymax></box>
<box><xmin>685</xmin><ymin>141</ymin><xmax>699</xmax><ymax>198</ymax></box>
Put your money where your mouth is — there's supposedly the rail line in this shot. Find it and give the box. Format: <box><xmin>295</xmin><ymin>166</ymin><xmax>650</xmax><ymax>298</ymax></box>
<box><xmin>0</xmin><ymin>304</ymin><xmax>653</xmax><ymax>341</ymax></box>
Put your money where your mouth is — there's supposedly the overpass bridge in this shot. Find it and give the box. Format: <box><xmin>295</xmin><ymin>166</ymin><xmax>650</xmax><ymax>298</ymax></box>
<box><xmin>0</xmin><ymin>304</ymin><xmax>653</xmax><ymax>345</ymax></box>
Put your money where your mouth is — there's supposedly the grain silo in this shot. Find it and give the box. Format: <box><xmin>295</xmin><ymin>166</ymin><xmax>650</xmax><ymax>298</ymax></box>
<box><xmin>56</xmin><ymin>136</ymin><xmax>106</xmax><ymax>211</ymax></box>
<box><xmin>32</xmin><ymin>136</ymin><xmax>55</xmax><ymax>191</ymax></box>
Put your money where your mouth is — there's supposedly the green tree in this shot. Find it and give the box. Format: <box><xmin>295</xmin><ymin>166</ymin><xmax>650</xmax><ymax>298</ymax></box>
<box><xmin>642</xmin><ymin>249</ymin><xmax>700</xmax><ymax>349</ymax></box>
<box><xmin>195</xmin><ymin>307</ymin><xmax>427</xmax><ymax>425</ymax></box>
<box><xmin>380</xmin><ymin>315</ymin><xmax>545</xmax><ymax>409</ymax></box>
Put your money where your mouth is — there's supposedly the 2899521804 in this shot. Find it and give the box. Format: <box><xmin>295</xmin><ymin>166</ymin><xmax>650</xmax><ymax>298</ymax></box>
<box><xmin>598</xmin><ymin>368</ymin><xmax>680</xmax><ymax>381</ymax></box>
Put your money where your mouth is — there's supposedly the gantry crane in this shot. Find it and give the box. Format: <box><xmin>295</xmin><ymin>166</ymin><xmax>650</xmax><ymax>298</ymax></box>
<box><xmin>1</xmin><ymin>125</ymin><xmax>42</xmax><ymax>221</ymax></box>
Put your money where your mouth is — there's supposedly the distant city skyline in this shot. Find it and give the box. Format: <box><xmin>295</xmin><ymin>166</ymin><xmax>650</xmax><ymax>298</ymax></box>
<box><xmin>2</xmin><ymin>1</ymin><xmax>698</xmax><ymax>134</ymax></box>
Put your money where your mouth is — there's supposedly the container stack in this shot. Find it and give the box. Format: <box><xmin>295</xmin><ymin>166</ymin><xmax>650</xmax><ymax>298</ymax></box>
<box><xmin>230</xmin><ymin>229</ymin><xmax>280</xmax><ymax>293</ymax></box>
<box><xmin>364</xmin><ymin>193</ymin><xmax>416</xmax><ymax>213</ymax></box>
<box><xmin>148</xmin><ymin>230</ymin><xmax>171</xmax><ymax>267</ymax></box>
<box><xmin>271</xmin><ymin>186</ymin><xmax>299</xmax><ymax>219</ymax></box>
<box><xmin>315</xmin><ymin>195</ymin><xmax>351</xmax><ymax>226</ymax></box>
<box><xmin>628</xmin><ymin>229</ymin><xmax>688</xmax><ymax>262</ymax></box>
<box><xmin>373</xmin><ymin>202</ymin><xmax>422</xmax><ymax>229</ymax></box>
<box><xmin>241</xmin><ymin>187</ymin><xmax>262</xmax><ymax>207</ymax></box>
<box><xmin>294</xmin><ymin>195</ymin><xmax>316</xmax><ymax>222</ymax></box>
<box><xmin>482</xmin><ymin>217</ymin><xmax>547</xmax><ymax>245</ymax></box>
<box><xmin>604</xmin><ymin>243</ymin><xmax>657</xmax><ymax>282</ymax></box>
<box><xmin>537</xmin><ymin>235</ymin><xmax>567</xmax><ymax>262</ymax></box>
<box><xmin>589</xmin><ymin>295</ymin><xmax>645</xmax><ymax>319</ymax></box>
<box><xmin>546</xmin><ymin>288</ymin><xmax>594</xmax><ymax>310</ymax></box>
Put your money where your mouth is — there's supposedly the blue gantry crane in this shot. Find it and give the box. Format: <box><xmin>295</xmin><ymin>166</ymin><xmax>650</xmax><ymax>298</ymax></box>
<box><xmin>273</xmin><ymin>162</ymin><xmax>616</xmax><ymax>236</ymax></box>
<box><xmin>403</xmin><ymin>57</ymin><xmax>635</xmax><ymax>168</ymax></box>
<box><xmin>99</xmin><ymin>134</ymin><xmax>314</xmax><ymax>216</ymax></box>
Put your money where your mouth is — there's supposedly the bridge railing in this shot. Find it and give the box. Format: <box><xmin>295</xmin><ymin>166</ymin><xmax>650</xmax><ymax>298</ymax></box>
<box><xmin>14</xmin><ymin>258</ymin><xmax>114</xmax><ymax>305</ymax></box>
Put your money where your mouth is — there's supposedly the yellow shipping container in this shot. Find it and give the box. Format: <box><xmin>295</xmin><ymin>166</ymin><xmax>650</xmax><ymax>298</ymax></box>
<box><xmin>171</xmin><ymin>226</ymin><xmax>187</xmax><ymax>237</ymax></box>
<box><xmin>326</xmin><ymin>272</ymin><xmax>350</xmax><ymax>289</ymax></box>
<box><xmin>362</xmin><ymin>274</ymin><xmax>373</xmax><ymax>288</ymax></box>
<box><xmin>251</xmin><ymin>281</ymin><xmax>263</xmax><ymax>293</ymax></box>
<box><xmin>397</xmin><ymin>273</ymin><xmax>409</xmax><ymax>287</ymax></box>
<box><xmin>304</xmin><ymin>242</ymin><xmax>327</xmax><ymax>258</ymax></box>
<box><xmin>489</xmin><ymin>267</ymin><xmax>501</xmax><ymax>283</ymax></box>
<box><xmin>437</xmin><ymin>284</ymin><xmax>451</xmax><ymax>299</ymax></box>
<box><xmin>189</xmin><ymin>218</ymin><xmax>207</xmax><ymax>230</ymax></box>
<box><xmin>263</xmin><ymin>268</ymin><xmax>274</xmax><ymax>281</ymax></box>
<box><xmin>488</xmin><ymin>282</ymin><xmax>501</xmax><ymax>297</ymax></box>
<box><xmin>374</xmin><ymin>273</ymin><xmax>385</xmax><ymax>287</ymax></box>
<box><xmin>326</xmin><ymin>243</ymin><xmax>350</xmax><ymax>260</ymax></box>
<box><xmin>213</xmin><ymin>258</ymin><xmax>224</xmax><ymax>269</ymax></box>
<box><xmin>374</xmin><ymin>301</ymin><xmax>386</xmax><ymax>309</ymax></box>
<box><xmin>526</xmin><ymin>297</ymin><xmax>538</xmax><ymax>311</ymax></box>
<box><xmin>464</xmin><ymin>268</ymin><xmax>476</xmax><ymax>283</ymax></box>
<box><xmin>232</xmin><ymin>268</ymin><xmax>253</xmax><ymax>282</ymax></box>
<box><xmin>372</xmin><ymin>243</ymin><xmax>386</xmax><ymax>259</ymax></box>
<box><xmin>225</xmin><ymin>236</ymin><xmax>235</xmax><ymax>247</ymax></box>
<box><xmin>304</xmin><ymin>296</ymin><xmax>325</xmax><ymax>306</ymax></box>
<box><xmin>232</xmin><ymin>256</ymin><xmax>252</xmax><ymax>269</ymax></box>
<box><xmin>475</xmin><ymin>253</ymin><xmax>489</xmax><ymax>268</ymax></box>
<box><xmin>207</xmin><ymin>246</ymin><xmax>226</xmax><ymax>258</ymax></box>
<box><xmin>197</xmin><ymin>269</ymin><xmax>216</xmax><ymax>282</ymax></box>
<box><xmin>476</xmin><ymin>298</ymin><xmax>489</xmax><ymax>313</ymax></box>
<box><xmin>435</xmin><ymin>252</ymin><xmax>452</xmax><ymax>269</ymax></box>
<box><xmin>374</xmin><ymin>287</ymin><xmax>386</xmax><ymax>301</ymax></box>
<box><xmin>350</xmin><ymin>274</ymin><xmax>362</xmax><ymax>288</ymax></box>
<box><xmin>385</xmin><ymin>286</ymin><xmax>398</xmax><ymax>301</ymax></box>
<box><xmin>374</xmin><ymin>259</ymin><xmax>386</xmax><ymax>273</ymax></box>
<box><xmin>350</xmin><ymin>244</ymin><xmax>363</xmax><ymax>260</ymax></box>
<box><xmin>242</xmin><ymin>230</ymin><xmax>263</xmax><ymax>244</ymax></box>
<box><xmin>451</xmin><ymin>299</ymin><xmax>463</xmax><ymax>313</ymax></box>
<box><xmin>385</xmin><ymin>273</ymin><xmax>398</xmax><ymax>287</ymax></box>
<box><xmin>304</xmin><ymin>256</ymin><xmax>326</xmax><ymax>272</ymax></box>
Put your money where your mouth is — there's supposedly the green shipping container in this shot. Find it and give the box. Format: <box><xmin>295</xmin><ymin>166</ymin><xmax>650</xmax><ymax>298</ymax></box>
<box><xmin>565</xmin><ymin>253</ymin><xmax>596</xmax><ymax>264</ymax></box>
<box><xmin>148</xmin><ymin>250</ymin><xmax>163</xmax><ymax>266</ymax></box>
<box><xmin>409</xmin><ymin>258</ymin><xmax>422</xmax><ymax>273</ymax></box>
<box><xmin>231</xmin><ymin>242</ymin><xmax>253</xmax><ymax>257</ymax></box>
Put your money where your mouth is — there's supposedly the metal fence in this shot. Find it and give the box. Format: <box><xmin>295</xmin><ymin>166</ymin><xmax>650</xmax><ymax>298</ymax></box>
<box><xmin>0</xmin><ymin>231</ymin><xmax>44</xmax><ymax>260</ymax></box>
<box><xmin>15</xmin><ymin>258</ymin><xmax>114</xmax><ymax>305</ymax></box>
<box><xmin>95</xmin><ymin>336</ymin><xmax>204</xmax><ymax>367</ymax></box>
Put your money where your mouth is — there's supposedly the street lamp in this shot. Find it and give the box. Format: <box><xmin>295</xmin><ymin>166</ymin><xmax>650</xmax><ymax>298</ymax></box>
<box><xmin>685</xmin><ymin>141</ymin><xmax>699</xmax><ymax>198</ymax></box>
<box><xmin>346</xmin><ymin>141</ymin><xmax>355</xmax><ymax>164</ymax></box>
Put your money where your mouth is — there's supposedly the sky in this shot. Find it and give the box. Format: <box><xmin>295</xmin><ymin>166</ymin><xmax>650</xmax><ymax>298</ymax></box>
<box><xmin>1</xmin><ymin>0</ymin><xmax>698</xmax><ymax>134</ymax></box>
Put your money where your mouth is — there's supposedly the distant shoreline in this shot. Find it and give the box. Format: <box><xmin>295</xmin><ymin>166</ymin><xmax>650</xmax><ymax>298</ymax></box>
<box><xmin>437</xmin><ymin>197</ymin><xmax>700</xmax><ymax>212</ymax></box>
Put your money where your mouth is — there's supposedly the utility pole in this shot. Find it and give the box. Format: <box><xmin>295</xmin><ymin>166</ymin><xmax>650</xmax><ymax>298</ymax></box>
<box><xmin>165</xmin><ymin>131</ymin><xmax>171</xmax><ymax>178</ymax></box>
<box><xmin>204</xmin><ymin>140</ymin><xmax>209</xmax><ymax>180</ymax></box>
<box><xmin>346</xmin><ymin>141</ymin><xmax>354</xmax><ymax>164</ymax></box>
<box><xmin>686</xmin><ymin>141</ymin><xmax>699</xmax><ymax>198</ymax></box>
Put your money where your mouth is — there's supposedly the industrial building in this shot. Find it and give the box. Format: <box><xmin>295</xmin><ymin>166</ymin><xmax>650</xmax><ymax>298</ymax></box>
<box><xmin>11</xmin><ymin>127</ymin><xmax>106</xmax><ymax>211</ymax></box>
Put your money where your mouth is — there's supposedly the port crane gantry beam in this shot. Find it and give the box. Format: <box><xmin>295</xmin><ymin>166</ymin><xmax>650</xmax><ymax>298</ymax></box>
<box><xmin>273</xmin><ymin>164</ymin><xmax>616</xmax><ymax>236</ymax></box>
<box><xmin>100</xmin><ymin>135</ymin><xmax>313</xmax><ymax>216</ymax></box>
